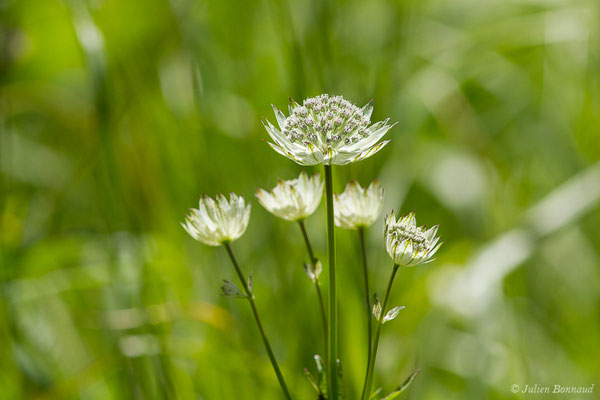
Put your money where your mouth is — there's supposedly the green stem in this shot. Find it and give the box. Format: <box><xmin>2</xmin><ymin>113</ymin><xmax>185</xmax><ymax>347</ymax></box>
<box><xmin>223</xmin><ymin>243</ymin><xmax>292</xmax><ymax>400</ymax></box>
<box><xmin>298</xmin><ymin>220</ymin><xmax>316</xmax><ymax>265</ymax></box>
<box><xmin>298</xmin><ymin>220</ymin><xmax>328</xmax><ymax>365</ymax></box>
<box><xmin>361</xmin><ymin>264</ymin><xmax>400</xmax><ymax>400</ymax></box>
<box><xmin>324</xmin><ymin>164</ymin><xmax>338</xmax><ymax>400</ymax></box>
<box><xmin>358</xmin><ymin>227</ymin><xmax>372</xmax><ymax>400</ymax></box>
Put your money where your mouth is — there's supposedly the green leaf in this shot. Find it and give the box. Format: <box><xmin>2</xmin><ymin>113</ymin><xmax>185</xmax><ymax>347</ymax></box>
<box><xmin>380</xmin><ymin>369</ymin><xmax>421</xmax><ymax>400</ymax></box>
<box><xmin>220</xmin><ymin>280</ymin><xmax>247</xmax><ymax>298</ymax></box>
<box><xmin>305</xmin><ymin>355</ymin><xmax>328</xmax><ymax>398</ymax></box>
<box><xmin>304</xmin><ymin>368</ymin><xmax>321</xmax><ymax>395</ymax></box>
<box><xmin>369</xmin><ymin>387</ymin><xmax>383</xmax><ymax>400</ymax></box>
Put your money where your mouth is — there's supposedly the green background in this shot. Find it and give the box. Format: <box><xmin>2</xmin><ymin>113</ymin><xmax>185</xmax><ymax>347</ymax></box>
<box><xmin>1</xmin><ymin>0</ymin><xmax>599</xmax><ymax>399</ymax></box>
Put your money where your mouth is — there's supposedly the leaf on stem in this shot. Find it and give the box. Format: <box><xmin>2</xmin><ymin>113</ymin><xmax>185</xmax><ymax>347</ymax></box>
<box><xmin>221</xmin><ymin>280</ymin><xmax>247</xmax><ymax>298</ymax></box>
<box><xmin>247</xmin><ymin>271</ymin><xmax>254</xmax><ymax>297</ymax></box>
<box><xmin>304</xmin><ymin>368</ymin><xmax>322</xmax><ymax>395</ymax></box>
<box><xmin>383</xmin><ymin>306</ymin><xmax>405</xmax><ymax>323</ymax></box>
<box><xmin>380</xmin><ymin>369</ymin><xmax>421</xmax><ymax>400</ymax></box>
<box><xmin>369</xmin><ymin>387</ymin><xmax>383</xmax><ymax>400</ymax></box>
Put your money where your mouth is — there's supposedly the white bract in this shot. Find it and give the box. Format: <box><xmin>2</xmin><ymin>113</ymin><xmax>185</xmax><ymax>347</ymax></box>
<box><xmin>303</xmin><ymin>260</ymin><xmax>323</xmax><ymax>283</ymax></box>
<box><xmin>383</xmin><ymin>306</ymin><xmax>405</xmax><ymax>323</ymax></box>
<box><xmin>334</xmin><ymin>179</ymin><xmax>384</xmax><ymax>229</ymax></box>
<box><xmin>182</xmin><ymin>193</ymin><xmax>251</xmax><ymax>246</ymax></box>
<box><xmin>256</xmin><ymin>172</ymin><xmax>323</xmax><ymax>221</ymax></box>
<box><xmin>384</xmin><ymin>211</ymin><xmax>441</xmax><ymax>266</ymax></box>
<box><xmin>263</xmin><ymin>94</ymin><xmax>396</xmax><ymax>166</ymax></box>
<box><xmin>372</xmin><ymin>299</ymin><xmax>382</xmax><ymax>320</ymax></box>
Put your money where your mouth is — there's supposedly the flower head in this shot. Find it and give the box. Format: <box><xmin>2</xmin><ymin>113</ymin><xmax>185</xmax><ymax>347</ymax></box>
<box><xmin>334</xmin><ymin>179</ymin><xmax>384</xmax><ymax>229</ymax></box>
<box><xmin>182</xmin><ymin>193</ymin><xmax>251</xmax><ymax>246</ymax></box>
<box><xmin>263</xmin><ymin>94</ymin><xmax>396</xmax><ymax>166</ymax></box>
<box><xmin>256</xmin><ymin>171</ymin><xmax>323</xmax><ymax>221</ymax></box>
<box><xmin>384</xmin><ymin>211</ymin><xmax>441</xmax><ymax>266</ymax></box>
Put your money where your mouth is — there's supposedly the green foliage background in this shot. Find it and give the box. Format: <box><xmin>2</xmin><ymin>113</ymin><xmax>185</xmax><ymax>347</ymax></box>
<box><xmin>1</xmin><ymin>0</ymin><xmax>600</xmax><ymax>399</ymax></box>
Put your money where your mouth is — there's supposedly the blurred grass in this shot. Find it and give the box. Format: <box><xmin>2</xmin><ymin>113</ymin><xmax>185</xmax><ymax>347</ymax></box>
<box><xmin>1</xmin><ymin>0</ymin><xmax>600</xmax><ymax>399</ymax></box>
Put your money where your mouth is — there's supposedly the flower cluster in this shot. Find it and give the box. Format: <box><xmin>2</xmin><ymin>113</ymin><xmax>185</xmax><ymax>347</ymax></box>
<box><xmin>181</xmin><ymin>193</ymin><xmax>251</xmax><ymax>246</ymax></box>
<box><xmin>181</xmin><ymin>94</ymin><xmax>445</xmax><ymax>400</ymax></box>
<box><xmin>334</xmin><ymin>179</ymin><xmax>384</xmax><ymax>230</ymax></box>
<box><xmin>256</xmin><ymin>171</ymin><xmax>323</xmax><ymax>221</ymax></box>
<box><xmin>263</xmin><ymin>94</ymin><xmax>396</xmax><ymax>166</ymax></box>
<box><xmin>384</xmin><ymin>211</ymin><xmax>441</xmax><ymax>266</ymax></box>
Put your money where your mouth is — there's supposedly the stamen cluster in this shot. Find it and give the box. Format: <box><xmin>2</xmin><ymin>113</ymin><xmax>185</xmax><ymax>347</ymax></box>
<box><xmin>282</xmin><ymin>94</ymin><xmax>373</xmax><ymax>146</ymax></box>
<box><xmin>384</xmin><ymin>211</ymin><xmax>441</xmax><ymax>266</ymax></box>
<box><xmin>394</xmin><ymin>223</ymin><xmax>430</xmax><ymax>251</ymax></box>
<box><xmin>263</xmin><ymin>94</ymin><xmax>395</xmax><ymax>166</ymax></box>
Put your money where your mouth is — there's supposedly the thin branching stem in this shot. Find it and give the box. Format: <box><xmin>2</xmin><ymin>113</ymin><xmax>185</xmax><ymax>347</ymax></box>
<box><xmin>223</xmin><ymin>243</ymin><xmax>292</xmax><ymax>400</ymax></box>
<box><xmin>324</xmin><ymin>164</ymin><xmax>338</xmax><ymax>400</ymax></box>
<box><xmin>298</xmin><ymin>220</ymin><xmax>328</xmax><ymax>365</ymax></box>
<box><xmin>361</xmin><ymin>264</ymin><xmax>400</xmax><ymax>400</ymax></box>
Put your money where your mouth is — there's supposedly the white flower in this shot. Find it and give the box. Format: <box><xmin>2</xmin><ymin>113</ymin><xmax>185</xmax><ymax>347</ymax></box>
<box><xmin>263</xmin><ymin>94</ymin><xmax>396</xmax><ymax>166</ymax></box>
<box><xmin>334</xmin><ymin>179</ymin><xmax>384</xmax><ymax>229</ymax></box>
<box><xmin>182</xmin><ymin>193</ymin><xmax>251</xmax><ymax>246</ymax></box>
<box><xmin>256</xmin><ymin>171</ymin><xmax>323</xmax><ymax>221</ymax></box>
<box><xmin>384</xmin><ymin>211</ymin><xmax>441</xmax><ymax>266</ymax></box>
